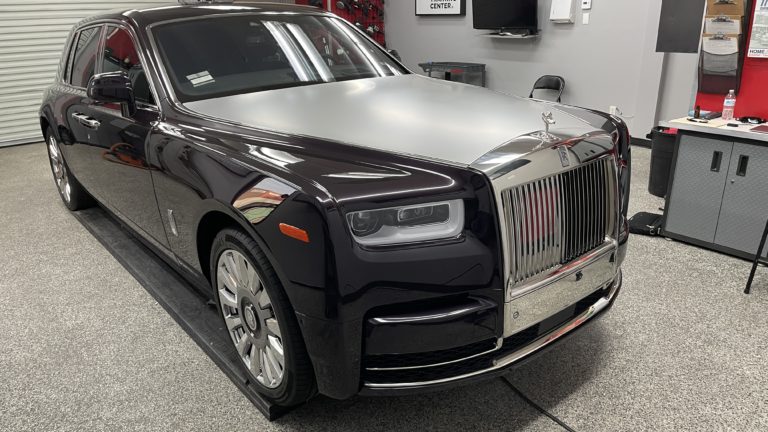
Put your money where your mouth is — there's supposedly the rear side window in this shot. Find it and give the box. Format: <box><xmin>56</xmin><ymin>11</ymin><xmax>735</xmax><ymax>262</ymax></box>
<box><xmin>102</xmin><ymin>25</ymin><xmax>155</xmax><ymax>105</ymax></box>
<box><xmin>61</xmin><ymin>34</ymin><xmax>78</xmax><ymax>83</ymax></box>
<box><xmin>70</xmin><ymin>26</ymin><xmax>102</xmax><ymax>88</ymax></box>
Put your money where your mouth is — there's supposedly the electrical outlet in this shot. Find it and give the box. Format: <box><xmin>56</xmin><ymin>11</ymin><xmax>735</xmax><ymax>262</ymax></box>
<box><xmin>581</xmin><ymin>0</ymin><xmax>592</xmax><ymax>10</ymax></box>
<box><xmin>609</xmin><ymin>106</ymin><xmax>618</xmax><ymax>115</ymax></box>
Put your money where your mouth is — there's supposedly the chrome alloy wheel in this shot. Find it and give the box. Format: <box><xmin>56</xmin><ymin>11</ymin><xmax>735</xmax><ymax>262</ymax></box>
<box><xmin>217</xmin><ymin>249</ymin><xmax>285</xmax><ymax>388</ymax></box>
<box><xmin>47</xmin><ymin>135</ymin><xmax>71</xmax><ymax>203</ymax></box>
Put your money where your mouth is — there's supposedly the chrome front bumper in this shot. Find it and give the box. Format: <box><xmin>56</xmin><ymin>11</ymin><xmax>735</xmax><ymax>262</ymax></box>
<box><xmin>494</xmin><ymin>267</ymin><xmax>620</xmax><ymax>370</ymax></box>
<box><xmin>362</xmin><ymin>267</ymin><xmax>622</xmax><ymax>392</ymax></box>
<box><xmin>504</xmin><ymin>240</ymin><xmax>617</xmax><ymax>337</ymax></box>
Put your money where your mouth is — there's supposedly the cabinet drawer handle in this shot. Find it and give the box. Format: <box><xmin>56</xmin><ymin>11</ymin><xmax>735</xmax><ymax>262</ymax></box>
<box><xmin>737</xmin><ymin>155</ymin><xmax>749</xmax><ymax>177</ymax></box>
<box><xmin>710</xmin><ymin>151</ymin><xmax>723</xmax><ymax>172</ymax></box>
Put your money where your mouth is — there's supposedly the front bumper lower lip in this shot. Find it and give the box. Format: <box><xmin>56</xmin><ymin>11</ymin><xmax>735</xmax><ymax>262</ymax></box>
<box><xmin>362</xmin><ymin>270</ymin><xmax>622</xmax><ymax>391</ymax></box>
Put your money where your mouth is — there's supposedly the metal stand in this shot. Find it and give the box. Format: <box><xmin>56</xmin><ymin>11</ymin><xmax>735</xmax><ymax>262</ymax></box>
<box><xmin>73</xmin><ymin>207</ymin><xmax>294</xmax><ymax>420</ymax></box>
<box><xmin>745</xmin><ymin>218</ymin><xmax>768</xmax><ymax>294</ymax></box>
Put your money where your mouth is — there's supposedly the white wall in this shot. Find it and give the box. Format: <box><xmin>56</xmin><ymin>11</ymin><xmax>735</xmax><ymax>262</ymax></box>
<box><xmin>384</xmin><ymin>0</ymin><xmax>670</xmax><ymax>137</ymax></box>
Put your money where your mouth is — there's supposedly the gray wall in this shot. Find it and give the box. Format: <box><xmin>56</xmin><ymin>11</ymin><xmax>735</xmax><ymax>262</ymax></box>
<box><xmin>385</xmin><ymin>0</ymin><xmax>674</xmax><ymax>137</ymax></box>
<box><xmin>657</xmin><ymin>53</ymin><xmax>699</xmax><ymax>122</ymax></box>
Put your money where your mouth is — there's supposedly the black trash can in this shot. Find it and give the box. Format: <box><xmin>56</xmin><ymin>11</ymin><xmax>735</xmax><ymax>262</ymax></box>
<box><xmin>647</xmin><ymin>127</ymin><xmax>676</xmax><ymax>198</ymax></box>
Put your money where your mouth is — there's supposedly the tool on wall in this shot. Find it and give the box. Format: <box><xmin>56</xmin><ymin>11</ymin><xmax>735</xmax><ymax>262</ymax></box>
<box><xmin>295</xmin><ymin>0</ymin><xmax>386</xmax><ymax>46</ymax></box>
<box><xmin>366</xmin><ymin>25</ymin><xmax>380</xmax><ymax>35</ymax></box>
<box><xmin>335</xmin><ymin>0</ymin><xmax>353</xmax><ymax>10</ymax></box>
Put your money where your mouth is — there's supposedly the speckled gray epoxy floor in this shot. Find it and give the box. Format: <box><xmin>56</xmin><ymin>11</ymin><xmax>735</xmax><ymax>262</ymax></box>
<box><xmin>1</xmin><ymin>143</ymin><xmax>767</xmax><ymax>431</ymax></box>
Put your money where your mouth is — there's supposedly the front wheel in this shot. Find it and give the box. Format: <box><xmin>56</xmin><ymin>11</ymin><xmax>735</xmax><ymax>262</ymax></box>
<box><xmin>210</xmin><ymin>228</ymin><xmax>315</xmax><ymax>406</ymax></box>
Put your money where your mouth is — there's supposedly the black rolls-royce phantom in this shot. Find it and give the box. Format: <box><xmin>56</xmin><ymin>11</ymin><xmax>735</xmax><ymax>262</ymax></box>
<box><xmin>39</xmin><ymin>2</ymin><xmax>630</xmax><ymax>408</ymax></box>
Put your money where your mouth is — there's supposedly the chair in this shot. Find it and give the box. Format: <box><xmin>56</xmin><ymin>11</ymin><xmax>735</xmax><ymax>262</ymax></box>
<box><xmin>529</xmin><ymin>75</ymin><xmax>566</xmax><ymax>103</ymax></box>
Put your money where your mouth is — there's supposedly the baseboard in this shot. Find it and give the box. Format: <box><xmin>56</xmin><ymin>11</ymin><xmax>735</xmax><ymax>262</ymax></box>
<box><xmin>631</xmin><ymin>137</ymin><xmax>652</xmax><ymax>148</ymax></box>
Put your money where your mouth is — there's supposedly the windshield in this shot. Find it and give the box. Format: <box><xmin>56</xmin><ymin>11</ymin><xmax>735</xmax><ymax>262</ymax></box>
<box><xmin>152</xmin><ymin>14</ymin><xmax>408</xmax><ymax>102</ymax></box>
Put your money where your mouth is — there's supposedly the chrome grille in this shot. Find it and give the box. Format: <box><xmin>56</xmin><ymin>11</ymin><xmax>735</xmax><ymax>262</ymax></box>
<box><xmin>500</xmin><ymin>157</ymin><xmax>615</xmax><ymax>285</ymax></box>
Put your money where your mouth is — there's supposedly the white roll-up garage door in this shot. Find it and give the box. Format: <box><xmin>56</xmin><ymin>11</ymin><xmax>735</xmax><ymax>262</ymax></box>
<box><xmin>0</xmin><ymin>0</ymin><xmax>171</xmax><ymax>147</ymax></box>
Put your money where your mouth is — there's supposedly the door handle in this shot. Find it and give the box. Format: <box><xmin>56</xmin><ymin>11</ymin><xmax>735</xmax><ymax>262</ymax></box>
<box><xmin>710</xmin><ymin>151</ymin><xmax>723</xmax><ymax>172</ymax></box>
<box><xmin>72</xmin><ymin>112</ymin><xmax>100</xmax><ymax>129</ymax></box>
<box><xmin>736</xmin><ymin>155</ymin><xmax>749</xmax><ymax>177</ymax></box>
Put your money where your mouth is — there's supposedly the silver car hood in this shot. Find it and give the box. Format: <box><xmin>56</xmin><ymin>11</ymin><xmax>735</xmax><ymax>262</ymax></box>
<box><xmin>184</xmin><ymin>74</ymin><xmax>600</xmax><ymax>166</ymax></box>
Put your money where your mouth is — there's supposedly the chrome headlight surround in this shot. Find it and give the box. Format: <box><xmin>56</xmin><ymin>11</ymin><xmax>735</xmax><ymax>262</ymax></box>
<box><xmin>346</xmin><ymin>199</ymin><xmax>465</xmax><ymax>247</ymax></box>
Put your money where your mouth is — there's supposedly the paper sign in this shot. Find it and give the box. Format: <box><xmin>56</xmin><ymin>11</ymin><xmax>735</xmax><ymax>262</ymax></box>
<box><xmin>415</xmin><ymin>0</ymin><xmax>465</xmax><ymax>16</ymax></box>
<box><xmin>186</xmin><ymin>71</ymin><xmax>215</xmax><ymax>87</ymax></box>
<box><xmin>748</xmin><ymin>3</ymin><xmax>768</xmax><ymax>58</ymax></box>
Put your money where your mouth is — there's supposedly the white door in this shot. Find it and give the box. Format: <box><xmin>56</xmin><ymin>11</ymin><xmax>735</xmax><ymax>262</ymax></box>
<box><xmin>0</xmin><ymin>0</ymin><xmax>170</xmax><ymax>147</ymax></box>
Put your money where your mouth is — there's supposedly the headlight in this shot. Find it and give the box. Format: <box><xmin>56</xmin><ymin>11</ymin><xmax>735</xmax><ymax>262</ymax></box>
<box><xmin>346</xmin><ymin>200</ymin><xmax>464</xmax><ymax>246</ymax></box>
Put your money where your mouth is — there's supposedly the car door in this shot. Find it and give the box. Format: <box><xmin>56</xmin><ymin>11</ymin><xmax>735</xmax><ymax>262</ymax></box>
<box><xmin>85</xmin><ymin>24</ymin><xmax>171</xmax><ymax>250</ymax></box>
<box><xmin>60</xmin><ymin>25</ymin><xmax>104</xmax><ymax>197</ymax></box>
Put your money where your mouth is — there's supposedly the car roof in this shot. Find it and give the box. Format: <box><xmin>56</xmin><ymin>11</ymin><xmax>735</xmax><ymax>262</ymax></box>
<box><xmin>76</xmin><ymin>1</ymin><xmax>328</xmax><ymax>29</ymax></box>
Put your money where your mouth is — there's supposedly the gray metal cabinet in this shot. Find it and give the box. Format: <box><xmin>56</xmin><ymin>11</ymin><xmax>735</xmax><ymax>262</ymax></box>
<box><xmin>664</xmin><ymin>132</ymin><xmax>768</xmax><ymax>259</ymax></box>
<box><xmin>714</xmin><ymin>142</ymin><xmax>768</xmax><ymax>257</ymax></box>
<box><xmin>664</xmin><ymin>134</ymin><xmax>733</xmax><ymax>243</ymax></box>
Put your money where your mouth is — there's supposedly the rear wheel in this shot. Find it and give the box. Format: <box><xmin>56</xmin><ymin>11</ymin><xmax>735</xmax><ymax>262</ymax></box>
<box><xmin>45</xmin><ymin>128</ymin><xmax>93</xmax><ymax>210</ymax></box>
<box><xmin>210</xmin><ymin>228</ymin><xmax>315</xmax><ymax>406</ymax></box>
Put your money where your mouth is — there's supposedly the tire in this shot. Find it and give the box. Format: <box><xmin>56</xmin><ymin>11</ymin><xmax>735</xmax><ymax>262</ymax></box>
<box><xmin>45</xmin><ymin>127</ymin><xmax>94</xmax><ymax>211</ymax></box>
<box><xmin>210</xmin><ymin>228</ymin><xmax>316</xmax><ymax>406</ymax></box>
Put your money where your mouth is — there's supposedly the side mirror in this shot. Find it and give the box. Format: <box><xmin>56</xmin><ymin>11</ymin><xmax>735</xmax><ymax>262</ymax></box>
<box><xmin>388</xmin><ymin>49</ymin><xmax>402</xmax><ymax>62</ymax></box>
<box><xmin>87</xmin><ymin>72</ymin><xmax>136</xmax><ymax>115</ymax></box>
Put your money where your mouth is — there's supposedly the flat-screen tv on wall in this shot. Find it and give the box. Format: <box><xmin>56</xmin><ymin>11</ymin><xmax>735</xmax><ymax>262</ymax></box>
<box><xmin>473</xmin><ymin>0</ymin><xmax>539</xmax><ymax>33</ymax></box>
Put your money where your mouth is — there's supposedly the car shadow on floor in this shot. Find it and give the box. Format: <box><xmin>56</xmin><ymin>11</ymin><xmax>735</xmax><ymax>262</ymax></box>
<box><xmin>277</xmin><ymin>327</ymin><xmax>608</xmax><ymax>431</ymax></box>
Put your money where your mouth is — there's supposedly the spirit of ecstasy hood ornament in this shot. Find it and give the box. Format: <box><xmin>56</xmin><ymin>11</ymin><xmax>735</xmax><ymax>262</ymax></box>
<box><xmin>542</xmin><ymin>111</ymin><xmax>556</xmax><ymax>135</ymax></box>
<box><xmin>531</xmin><ymin>111</ymin><xmax>559</xmax><ymax>145</ymax></box>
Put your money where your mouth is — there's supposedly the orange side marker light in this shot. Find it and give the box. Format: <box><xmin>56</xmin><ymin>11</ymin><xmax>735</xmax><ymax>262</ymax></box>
<box><xmin>279</xmin><ymin>223</ymin><xmax>310</xmax><ymax>243</ymax></box>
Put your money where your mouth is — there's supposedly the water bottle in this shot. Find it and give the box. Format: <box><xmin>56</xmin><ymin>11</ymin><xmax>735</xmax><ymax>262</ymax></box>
<box><xmin>722</xmin><ymin>90</ymin><xmax>736</xmax><ymax>121</ymax></box>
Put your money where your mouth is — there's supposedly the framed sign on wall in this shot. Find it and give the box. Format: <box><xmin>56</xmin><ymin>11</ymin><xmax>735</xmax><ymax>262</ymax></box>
<box><xmin>416</xmin><ymin>0</ymin><xmax>466</xmax><ymax>16</ymax></box>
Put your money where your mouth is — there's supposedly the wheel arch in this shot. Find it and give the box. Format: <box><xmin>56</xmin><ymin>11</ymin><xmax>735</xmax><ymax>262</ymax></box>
<box><xmin>40</xmin><ymin>116</ymin><xmax>51</xmax><ymax>138</ymax></box>
<box><xmin>194</xmin><ymin>202</ymin><xmax>302</xmax><ymax>293</ymax></box>
<box><xmin>196</xmin><ymin>209</ymin><xmax>250</xmax><ymax>284</ymax></box>
<box><xmin>40</xmin><ymin>108</ymin><xmax>68</xmax><ymax>145</ymax></box>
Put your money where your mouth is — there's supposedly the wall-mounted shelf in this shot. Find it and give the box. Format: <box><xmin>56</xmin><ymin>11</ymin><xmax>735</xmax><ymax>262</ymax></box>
<box><xmin>480</xmin><ymin>33</ymin><xmax>540</xmax><ymax>39</ymax></box>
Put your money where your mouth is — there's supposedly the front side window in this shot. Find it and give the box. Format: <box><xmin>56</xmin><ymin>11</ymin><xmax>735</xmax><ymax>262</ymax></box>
<box><xmin>70</xmin><ymin>26</ymin><xmax>101</xmax><ymax>88</ymax></box>
<box><xmin>152</xmin><ymin>14</ymin><xmax>407</xmax><ymax>102</ymax></box>
<box><xmin>103</xmin><ymin>25</ymin><xmax>155</xmax><ymax>105</ymax></box>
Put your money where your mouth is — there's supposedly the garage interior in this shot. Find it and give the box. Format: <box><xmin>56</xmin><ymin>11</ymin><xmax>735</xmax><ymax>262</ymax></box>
<box><xmin>2</xmin><ymin>1</ymin><xmax>768</xmax><ymax>431</ymax></box>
